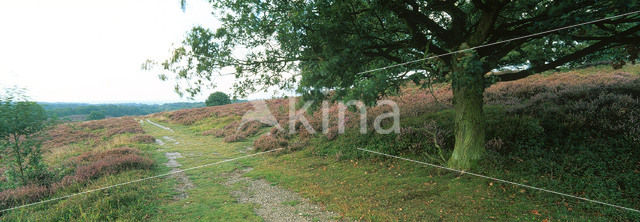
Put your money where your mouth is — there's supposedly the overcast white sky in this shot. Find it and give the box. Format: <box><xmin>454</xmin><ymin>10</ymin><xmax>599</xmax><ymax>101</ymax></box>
<box><xmin>0</xmin><ymin>0</ymin><xmax>281</xmax><ymax>104</ymax></box>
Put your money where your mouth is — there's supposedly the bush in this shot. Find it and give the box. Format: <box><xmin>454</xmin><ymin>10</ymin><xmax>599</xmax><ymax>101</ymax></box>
<box><xmin>509</xmin><ymin>80</ymin><xmax>640</xmax><ymax>147</ymax></box>
<box><xmin>87</xmin><ymin>111</ymin><xmax>106</xmax><ymax>120</ymax></box>
<box><xmin>202</xmin><ymin>128</ymin><xmax>224</xmax><ymax>137</ymax></box>
<box><xmin>484</xmin><ymin>108</ymin><xmax>545</xmax><ymax>154</ymax></box>
<box><xmin>130</xmin><ymin>135</ymin><xmax>155</xmax><ymax>144</ymax></box>
<box><xmin>72</xmin><ymin>154</ymin><xmax>153</xmax><ymax>181</ymax></box>
<box><xmin>483</xmin><ymin>77</ymin><xmax>640</xmax><ymax>216</ymax></box>
<box><xmin>221</xmin><ymin>121</ymin><xmax>266</xmax><ymax>142</ymax></box>
<box><xmin>0</xmin><ymin>184</ymin><xmax>51</xmax><ymax>210</ymax></box>
<box><xmin>254</xmin><ymin>134</ymin><xmax>287</xmax><ymax>151</ymax></box>
<box><xmin>205</xmin><ymin>91</ymin><xmax>231</xmax><ymax>107</ymax></box>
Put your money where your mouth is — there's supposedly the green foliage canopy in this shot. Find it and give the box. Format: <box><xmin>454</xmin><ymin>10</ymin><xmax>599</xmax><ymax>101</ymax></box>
<box><xmin>87</xmin><ymin>111</ymin><xmax>106</xmax><ymax>120</ymax></box>
<box><xmin>155</xmin><ymin>0</ymin><xmax>639</xmax><ymax>101</ymax></box>
<box><xmin>154</xmin><ymin>0</ymin><xmax>640</xmax><ymax>168</ymax></box>
<box><xmin>205</xmin><ymin>91</ymin><xmax>231</xmax><ymax>106</ymax></box>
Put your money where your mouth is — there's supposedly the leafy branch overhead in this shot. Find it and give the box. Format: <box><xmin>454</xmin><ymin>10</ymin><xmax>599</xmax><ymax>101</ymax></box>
<box><xmin>153</xmin><ymin>0</ymin><xmax>640</xmax><ymax>169</ymax></box>
<box><xmin>153</xmin><ymin>0</ymin><xmax>639</xmax><ymax>101</ymax></box>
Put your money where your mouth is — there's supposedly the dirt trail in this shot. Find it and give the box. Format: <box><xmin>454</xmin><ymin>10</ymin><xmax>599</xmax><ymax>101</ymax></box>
<box><xmin>155</xmin><ymin>138</ymin><xmax>165</xmax><ymax>146</ymax></box>
<box><xmin>146</xmin><ymin>119</ymin><xmax>174</xmax><ymax>132</ymax></box>
<box><xmin>142</xmin><ymin>119</ymin><xmax>339</xmax><ymax>221</ymax></box>
<box><xmin>223</xmin><ymin>167</ymin><xmax>340</xmax><ymax>222</ymax></box>
<box><xmin>144</xmin><ymin>119</ymin><xmax>193</xmax><ymax>199</ymax></box>
<box><xmin>164</xmin><ymin>152</ymin><xmax>194</xmax><ymax>200</ymax></box>
<box><xmin>163</xmin><ymin>136</ymin><xmax>180</xmax><ymax>145</ymax></box>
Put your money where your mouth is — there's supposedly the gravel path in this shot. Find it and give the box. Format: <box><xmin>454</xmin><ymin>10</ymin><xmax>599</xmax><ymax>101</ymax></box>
<box><xmin>163</xmin><ymin>136</ymin><xmax>180</xmax><ymax>145</ymax></box>
<box><xmin>164</xmin><ymin>152</ymin><xmax>194</xmax><ymax>200</ymax></box>
<box><xmin>155</xmin><ymin>138</ymin><xmax>165</xmax><ymax>146</ymax></box>
<box><xmin>142</xmin><ymin>119</ymin><xmax>192</xmax><ymax>199</ymax></box>
<box><xmin>223</xmin><ymin>168</ymin><xmax>341</xmax><ymax>222</ymax></box>
<box><xmin>142</xmin><ymin>118</ymin><xmax>338</xmax><ymax>220</ymax></box>
<box><xmin>146</xmin><ymin>119</ymin><xmax>174</xmax><ymax>132</ymax></box>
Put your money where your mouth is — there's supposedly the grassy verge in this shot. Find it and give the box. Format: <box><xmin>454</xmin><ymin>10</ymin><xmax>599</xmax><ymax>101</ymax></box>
<box><xmin>141</xmin><ymin>119</ymin><xmax>264</xmax><ymax>221</ymax></box>
<box><xmin>247</xmin><ymin>147</ymin><xmax>612</xmax><ymax>221</ymax></box>
<box><xmin>1</xmin><ymin>148</ymin><xmax>170</xmax><ymax>221</ymax></box>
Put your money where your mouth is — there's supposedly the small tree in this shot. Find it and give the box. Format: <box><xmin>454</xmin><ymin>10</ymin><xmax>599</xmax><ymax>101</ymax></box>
<box><xmin>87</xmin><ymin>111</ymin><xmax>106</xmax><ymax>120</ymax></box>
<box><xmin>205</xmin><ymin>91</ymin><xmax>231</xmax><ymax>107</ymax></box>
<box><xmin>0</xmin><ymin>89</ymin><xmax>50</xmax><ymax>187</ymax></box>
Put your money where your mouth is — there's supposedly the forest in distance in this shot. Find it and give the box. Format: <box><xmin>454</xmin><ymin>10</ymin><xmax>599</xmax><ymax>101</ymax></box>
<box><xmin>39</xmin><ymin>100</ymin><xmax>247</xmax><ymax>121</ymax></box>
<box><xmin>39</xmin><ymin>102</ymin><xmax>204</xmax><ymax>121</ymax></box>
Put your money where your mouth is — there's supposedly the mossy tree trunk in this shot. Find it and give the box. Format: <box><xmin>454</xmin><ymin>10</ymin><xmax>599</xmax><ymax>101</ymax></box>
<box><xmin>445</xmin><ymin>7</ymin><xmax>497</xmax><ymax>169</ymax></box>
<box><xmin>447</xmin><ymin>51</ymin><xmax>486</xmax><ymax>169</ymax></box>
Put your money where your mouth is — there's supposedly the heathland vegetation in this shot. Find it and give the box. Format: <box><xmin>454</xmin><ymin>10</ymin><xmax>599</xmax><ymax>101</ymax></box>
<box><xmin>0</xmin><ymin>115</ymin><xmax>161</xmax><ymax>220</ymax></box>
<box><xmin>150</xmin><ymin>65</ymin><xmax>640</xmax><ymax>220</ymax></box>
<box><xmin>1</xmin><ymin>65</ymin><xmax>639</xmax><ymax>220</ymax></box>
<box><xmin>2</xmin><ymin>0</ymin><xmax>640</xmax><ymax>220</ymax></box>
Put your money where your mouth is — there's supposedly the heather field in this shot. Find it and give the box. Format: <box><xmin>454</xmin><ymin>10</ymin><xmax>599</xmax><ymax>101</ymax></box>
<box><xmin>1</xmin><ymin>65</ymin><xmax>640</xmax><ymax>221</ymax></box>
<box><xmin>0</xmin><ymin>117</ymin><xmax>166</xmax><ymax>221</ymax></box>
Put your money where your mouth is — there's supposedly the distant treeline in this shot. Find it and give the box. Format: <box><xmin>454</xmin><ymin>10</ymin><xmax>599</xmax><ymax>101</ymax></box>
<box><xmin>40</xmin><ymin>102</ymin><xmax>206</xmax><ymax>120</ymax></box>
<box><xmin>40</xmin><ymin>99</ymin><xmax>249</xmax><ymax>121</ymax></box>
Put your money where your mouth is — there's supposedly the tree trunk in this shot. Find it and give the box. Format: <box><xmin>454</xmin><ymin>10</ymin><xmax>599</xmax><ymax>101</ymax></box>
<box><xmin>13</xmin><ymin>134</ymin><xmax>27</xmax><ymax>185</ymax></box>
<box><xmin>447</xmin><ymin>55</ymin><xmax>486</xmax><ymax>169</ymax></box>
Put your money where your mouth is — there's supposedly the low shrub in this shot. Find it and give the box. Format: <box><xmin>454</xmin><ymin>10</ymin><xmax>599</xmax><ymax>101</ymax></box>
<box><xmin>72</xmin><ymin>147</ymin><xmax>141</xmax><ymax>164</ymax></box>
<box><xmin>166</xmin><ymin>103</ymin><xmax>254</xmax><ymax>125</ymax></box>
<box><xmin>202</xmin><ymin>129</ymin><xmax>224</xmax><ymax>137</ymax></box>
<box><xmin>43</xmin><ymin>117</ymin><xmax>145</xmax><ymax>149</ymax></box>
<box><xmin>0</xmin><ymin>147</ymin><xmax>153</xmax><ymax>211</ymax></box>
<box><xmin>324</xmin><ymin>126</ymin><xmax>339</xmax><ymax>141</ymax></box>
<box><xmin>0</xmin><ymin>167</ymin><xmax>6</xmax><ymax>189</ymax></box>
<box><xmin>224</xmin><ymin>134</ymin><xmax>244</xmax><ymax>142</ymax></box>
<box><xmin>43</xmin><ymin>124</ymin><xmax>96</xmax><ymax>148</ymax></box>
<box><xmin>484</xmin><ymin>108</ymin><xmax>545</xmax><ymax>154</ymax></box>
<box><xmin>221</xmin><ymin>121</ymin><xmax>266</xmax><ymax>142</ymax></box>
<box><xmin>254</xmin><ymin>134</ymin><xmax>287</xmax><ymax>151</ymax></box>
<box><xmin>72</xmin><ymin>154</ymin><xmax>153</xmax><ymax>181</ymax></box>
<box><xmin>130</xmin><ymin>135</ymin><xmax>155</xmax><ymax>144</ymax></box>
<box><xmin>0</xmin><ymin>184</ymin><xmax>51</xmax><ymax>210</ymax></box>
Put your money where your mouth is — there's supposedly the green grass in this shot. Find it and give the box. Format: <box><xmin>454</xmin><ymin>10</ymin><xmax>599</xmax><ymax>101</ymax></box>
<box><xmin>247</xmin><ymin>149</ymin><xmax>539</xmax><ymax>221</ymax></box>
<box><xmin>1</xmin><ymin>169</ymin><xmax>168</xmax><ymax>221</ymax></box>
<box><xmin>246</xmin><ymin>143</ymin><xmax>639</xmax><ymax>221</ymax></box>
<box><xmin>188</xmin><ymin>116</ymin><xmax>239</xmax><ymax>134</ymax></box>
<box><xmin>282</xmin><ymin>200</ymin><xmax>300</xmax><ymax>207</ymax></box>
<box><xmin>140</xmin><ymin>119</ymin><xmax>264</xmax><ymax>221</ymax></box>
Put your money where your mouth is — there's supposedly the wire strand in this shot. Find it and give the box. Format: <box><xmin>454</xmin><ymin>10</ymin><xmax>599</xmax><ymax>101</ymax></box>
<box><xmin>358</xmin><ymin>148</ymin><xmax>640</xmax><ymax>214</ymax></box>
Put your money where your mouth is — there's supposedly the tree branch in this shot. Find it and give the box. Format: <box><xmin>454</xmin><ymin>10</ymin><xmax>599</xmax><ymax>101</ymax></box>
<box><xmin>389</xmin><ymin>0</ymin><xmax>452</xmax><ymax>42</ymax></box>
<box><xmin>495</xmin><ymin>24</ymin><xmax>640</xmax><ymax>82</ymax></box>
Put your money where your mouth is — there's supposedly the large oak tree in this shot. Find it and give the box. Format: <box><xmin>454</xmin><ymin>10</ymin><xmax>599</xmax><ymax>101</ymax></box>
<box><xmin>154</xmin><ymin>0</ymin><xmax>640</xmax><ymax>169</ymax></box>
